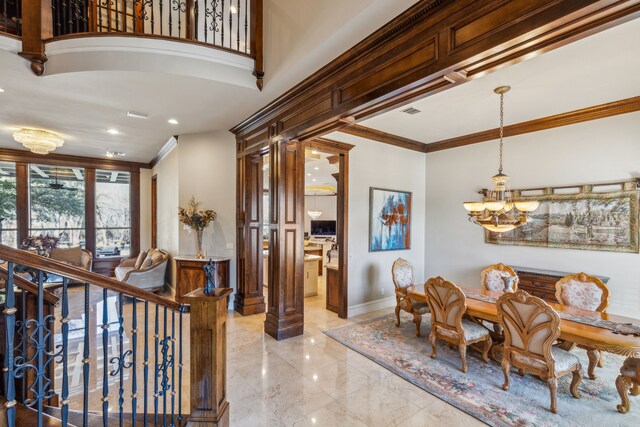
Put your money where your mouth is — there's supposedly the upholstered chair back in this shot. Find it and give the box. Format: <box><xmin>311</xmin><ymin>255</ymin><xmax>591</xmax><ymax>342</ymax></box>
<box><xmin>497</xmin><ymin>290</ymin><xmax>560</xmax><ymax>361</ymax></box>
<box><xmin>555</xmin><ymin>273</ymin><xmax>609</xmax><ymax>312</ymax></box>
<box><xmin>392</xmin><ymin>258</ymin><xmax>414</xmax><ymax>290</ymax></box>
<box><xmin>424</xmin><ymin>277</ymin><xmax>466</xmax><ymax>332</ymax></box>
<box><xmin>481</xmin><ymin>263</ymin><xmax>518</xmax><ymax>293</ymax></box>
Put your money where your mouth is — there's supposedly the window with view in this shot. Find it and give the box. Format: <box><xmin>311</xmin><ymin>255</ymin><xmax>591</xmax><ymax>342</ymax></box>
<box><xmin>0</xmin><ymin>161</ymin><xmax>17</xmax><ymax>247</ymax></box>
<box><xmin>29</xmin><ymin>164</ymin><xmax>85</xmax><ymax>248</ymax></box>
<box><xmin>96</xmin><ymin>170</ymin><xmax>131</xmax><ymax>258</ymax></box>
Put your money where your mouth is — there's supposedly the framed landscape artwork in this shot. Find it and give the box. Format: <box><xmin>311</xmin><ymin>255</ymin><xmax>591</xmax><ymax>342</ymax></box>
<box><xmin>485</xmin><ymin>182</ymin><xmax>639</xmax><ymax>253</ymax></box>
<box><xmin>369</xmin><ymin>187</ymin><xmax>412</xmax><ymax>252</ymax></box>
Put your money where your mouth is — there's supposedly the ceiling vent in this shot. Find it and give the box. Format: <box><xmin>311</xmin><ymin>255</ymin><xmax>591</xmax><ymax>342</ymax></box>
<box><xmin>401</xmin><ymin>107</ymin><xmax>421</xmax><ymax>115</ymax></box>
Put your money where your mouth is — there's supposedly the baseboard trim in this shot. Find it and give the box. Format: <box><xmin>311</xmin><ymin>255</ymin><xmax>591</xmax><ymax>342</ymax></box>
<box><xmin>348</xmin><ymin>296</ymin><xmax>395</xmax><ymax>318</ymax></box>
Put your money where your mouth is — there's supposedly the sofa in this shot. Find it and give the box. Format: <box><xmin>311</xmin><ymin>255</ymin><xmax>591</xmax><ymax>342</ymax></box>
<box><xmin>115</xmin><ymin>249</ymin><xmax>168</xmax><ymax>292</ymax></box>
<box><xmin>50</xmin><ymin>247</ymin><xmax>93</xmax><ymax>272</ymax></box>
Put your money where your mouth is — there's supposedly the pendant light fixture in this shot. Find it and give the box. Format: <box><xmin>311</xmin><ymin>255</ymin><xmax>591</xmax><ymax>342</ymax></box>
<box><xmin>463</xmin><ymin>86</ymin><xmax>539</xmax><ymax>233</ymax></box>
<box><xmin>307</xmin><ymin>193</ymin><xmax>322</xmax><ymax>220</ymax></box>
<box><xmin>13</xmin><ymin>128</ymin><xmax>64</xmax><ymax>155</ymax></box>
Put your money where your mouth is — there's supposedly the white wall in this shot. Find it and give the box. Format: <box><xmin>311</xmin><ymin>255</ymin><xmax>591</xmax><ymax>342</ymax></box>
<box><xmin>177</xmin><ymin>131</ymin><xmax>237</xmax><ymax>290</ymax></box>
<box><xmin>304</xmin><ymin>195</ymin><xmax>337</xmax><ymax>234</ymax></box>
<box><xmin>345</xmin><ymin>136</ymin><xmax>427</xmax><ymax>312</ymax></box>
<box><xmin>152</xmin><ymin>131</ymin><xmax>237</xmax><ymax>292</ymax></box>
<box><xmin>425</xmin><ymin>113</ymin><xmax>640</xmax><ymax>317</ymax></box>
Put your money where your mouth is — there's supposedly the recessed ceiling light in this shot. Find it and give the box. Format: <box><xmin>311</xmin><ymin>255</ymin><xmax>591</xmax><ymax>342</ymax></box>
<box><xmin>312</xmin><ymin>179</ymin><xmax>317</xmax><ymax>182</ymax></box>
<box><xmin>106</xmin><ymin>151</ymin><xmax>125</xmax><ymax>157</ymax></box>
<box><xmin>314</xmin><ymin>167</ymin><xmax>319</xmax><ymax>170</ymax></box>
<box><xmin>127</xmin><ymin>111</ymin><xmax>148</xmax><ymax>119</ymax></box>
<box><xmin>0</xmin><ymin>88</ymin><xmax>5</xmax><ymax>93</ymax></box>
<box><xmin>168</xmin><ymin>119</ymin><xmax>179</xmax><ymax>125</ymax></box>
<box><xmin>307</xmin><ymin>173</ymin><xmax>311</xmax><ymax>176</ymax></box>
<box><xmin>107</xmin><ymin>129</ymin><xmax>119</xmax><ymax>135</ymax></box>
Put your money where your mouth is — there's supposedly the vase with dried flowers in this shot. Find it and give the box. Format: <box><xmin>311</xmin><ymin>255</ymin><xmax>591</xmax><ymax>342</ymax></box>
<box><xmin>178</xmin><ymin>196</ymin><xmax>217</xmax><ymax>259</ymax></box>
<box><xmin>20</xmin><ymin>234</ymin><xmax>60</xmax><ymax>257</ymax></box>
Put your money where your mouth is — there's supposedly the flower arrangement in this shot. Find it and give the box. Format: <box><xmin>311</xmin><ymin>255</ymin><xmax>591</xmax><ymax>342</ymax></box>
<box><xmin>178</xmin><ymin>197</ymin><xmax>217</xmax><ymax>259</ymax></box>
<box><xmin>178</xmin><ymin>196</ymin><xmax>217</xmax><ymax>231</ymax></box>
<box><xmin>20</xmin><ymin>234</ymin><xmax>60</xmax><ymax>257</ymax></box>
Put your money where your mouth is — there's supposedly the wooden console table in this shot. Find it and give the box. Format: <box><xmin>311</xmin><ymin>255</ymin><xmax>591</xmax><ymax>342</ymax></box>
<box><xmin>174</xmin><ymin>256</ymin><xmax>231</xmax><ymax>303</ymax></box>
<box><xmin>512</xmin><ymin>266</ymin><xmax>609</xmax><ymax>304</ymax></box>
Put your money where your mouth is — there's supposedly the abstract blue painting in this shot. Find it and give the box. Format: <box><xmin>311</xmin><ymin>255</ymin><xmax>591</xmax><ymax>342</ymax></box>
<box><xmin>369</xmin><ymin>188</ymin><xmax>412</xmax><ymax>252</ymax></box>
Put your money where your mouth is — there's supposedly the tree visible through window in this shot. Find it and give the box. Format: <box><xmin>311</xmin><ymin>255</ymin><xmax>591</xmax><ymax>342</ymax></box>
<box><xmin>0</xmin><ymin>162</ymin><xmax>17</xmax><ymax>247</ymax></box>
<box><xmin>96</xmin><ymin>170</ymin><xmax>131</xmax><ymax>258</ymax></box>
<box><xmin>29</xmin><ymin>165</ymin><xmax>85</xmax><ymax>248</ymax></box>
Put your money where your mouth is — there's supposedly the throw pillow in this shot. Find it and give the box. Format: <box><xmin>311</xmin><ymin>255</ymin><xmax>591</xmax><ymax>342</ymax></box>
<box><xmin>134</xmin><ymin>250</ymin><xmax>148</xmax><ymax>269</ymax></box>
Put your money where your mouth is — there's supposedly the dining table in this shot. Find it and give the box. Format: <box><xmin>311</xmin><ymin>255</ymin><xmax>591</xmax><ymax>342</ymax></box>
<box><xmin>407</xmin><ymin>284</ymin><xmax>640</xmax><ymax>413</ymax></box>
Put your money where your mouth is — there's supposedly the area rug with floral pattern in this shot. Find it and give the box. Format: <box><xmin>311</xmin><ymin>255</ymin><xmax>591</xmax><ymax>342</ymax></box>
<box><xmin>324</xmin><ymin>313</ymin><xmax>639</xmax><ymax>427</ymax></box>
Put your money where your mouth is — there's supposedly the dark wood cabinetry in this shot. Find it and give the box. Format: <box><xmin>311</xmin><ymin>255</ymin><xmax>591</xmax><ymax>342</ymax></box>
<box><xmin>174</xmin><ymin>257</ymin><xmax>230</xmax><ymax>303</ymax></box>
<box><xmin>325</xmin><ymin>265</ymin><xmax>339</xmax><ymax>313</ymax></box>
<box><xmin>513</xmin><ymin>266</ymin><xmax>609</xmax><ymax>304</ymax></box>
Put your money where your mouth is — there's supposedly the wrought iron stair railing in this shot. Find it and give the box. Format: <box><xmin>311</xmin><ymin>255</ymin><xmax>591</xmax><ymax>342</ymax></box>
<box><xmin>0</xmin><ymin>244</ymin><xmax>187</xmax><ymax>427</ymax></box>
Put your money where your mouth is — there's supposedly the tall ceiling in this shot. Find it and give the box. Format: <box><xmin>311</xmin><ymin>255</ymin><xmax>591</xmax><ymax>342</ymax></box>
<box><xmin>0</xmin><ymin>0</ymin><xmax>416</xmax><ymax>162</ymax></box>
<box><xmin>338</xmin><ymin>17</ymin><xmax>640</xmax><ymax>147</ymax></box>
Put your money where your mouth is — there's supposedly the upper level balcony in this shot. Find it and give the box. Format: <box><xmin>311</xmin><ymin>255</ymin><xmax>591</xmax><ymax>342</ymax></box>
<box><xmin>0</xmin><ymin>0</ymin><xmax>263</xmax><ymax>89</ymax></box>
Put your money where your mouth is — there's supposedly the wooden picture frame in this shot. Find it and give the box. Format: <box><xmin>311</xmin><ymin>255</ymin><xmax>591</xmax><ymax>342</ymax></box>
<box><xmin>369</xmin><ymin>187</ymin><xmax>411</xmax><ymax>252</ymax></box>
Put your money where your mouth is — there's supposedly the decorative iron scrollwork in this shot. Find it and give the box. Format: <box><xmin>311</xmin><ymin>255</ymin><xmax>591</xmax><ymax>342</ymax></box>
<box><xmin>206</xmin><ymin>0</ymin><xmax>223</xmax><ymax>33</ymax></box>
<box><xmin>157</xmin><ymin>335</ymin><xmax>174</xmax><ymax>396</ymax></box>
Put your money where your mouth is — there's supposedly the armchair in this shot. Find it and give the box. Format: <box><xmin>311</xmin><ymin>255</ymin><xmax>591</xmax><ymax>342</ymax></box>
<box><xmin>497</xmin><ymin>290</ymin><xmax>582</xmax><ymax>414</ymax></box>
<box><xmin>555</xmin><ymin>273</ymin><xmax>609</xmax><ymax>379</ymax></box>
<box><xmin>424</xmin><ymin>276</ymin><xmax>492</xmax><ymax>373</ymax></box>
<box><xmin>115</xmin><ymin>249</ymin><xmax>169</xmax><ymax>292</ymax></box>
<box><xmin>392</xmin><ymin>258</ymin><xmax>429</xmax><ymax>336</ymax></box>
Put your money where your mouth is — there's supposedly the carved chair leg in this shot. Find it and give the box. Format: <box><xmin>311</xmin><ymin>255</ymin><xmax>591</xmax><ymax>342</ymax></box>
<box><xmin>458</xmin><ymin>343</ymin><xmax>468</xmax><ymax>373</ymax></box>
<box><xmin>395</xmin><ymin>305</ymin><xmax>401</xmax><ymax>327</ymax></box>
<box><xmin>501</xmin><ymin>358</ymin><xmax>511</xmax><ymax>391</ymax></box>
<box><xmin>616</xmin><ymin>375</ymin><xmax>632</xmax><ymax>414</ymax></box>
<box><xmin>518</xmin><ymin>368</ymin><xmax>525</xmax><ymax>377</ymax></box>
<box><xmin>547</xmin><ymin>377</ymin><xmax>558</xmax><ymax>414</ymax></box>
<box><xmin>597</xmin><ymin>350</ymin><xmax>604</xmax><ymax>368</ymax></box>
<box><xmin>414</xmin><ymin>313</ymin><xmax>422</xmax><ymax>337</ymax></box>
<box><xmin>570</xmin><ymin>366</ymin><xmax>582</xmax><ymax>399</ymax></box>
<box><xmin>429</xmin><ymin>331</ymin><xmax>437</xmax><ymax>359</ymax></box>
<box><xmin>481</xmin><ymin>336</ymin><xmax>492</xmax><ymax>363</ymax></box>
<box><xmin>631</xmin><ymin>383</ymin><xmax>640</xmax><ymax>397</ymax></box>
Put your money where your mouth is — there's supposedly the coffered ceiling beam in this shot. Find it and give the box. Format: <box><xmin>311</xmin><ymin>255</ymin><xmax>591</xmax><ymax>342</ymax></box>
<box><xmin>339</xmin><ymin>124</ymin><xmax>427</xmax><ymax>153</ymax></box>
<box><xmin>425</xmin><ymin>95</ymin><xmax>640</xmax><ymax>153</ymax></box>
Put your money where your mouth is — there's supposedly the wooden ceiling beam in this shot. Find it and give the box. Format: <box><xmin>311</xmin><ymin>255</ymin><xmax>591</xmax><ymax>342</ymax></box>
<box><xmin>339</xmin><ymin>124</ymin><xmax>427</xmax><ymax>153</ymax></box>
<box><xmin>425</xmin><ymin>95</ymin><xmax>640</xmax><ymax>153</ymax></box>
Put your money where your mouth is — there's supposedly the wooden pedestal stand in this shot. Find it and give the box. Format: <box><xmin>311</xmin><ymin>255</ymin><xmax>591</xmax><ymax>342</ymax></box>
<box><xmin>184</xmin><ymin>287</ymin><xmax>233</xmax><ymax>426</ymax></box>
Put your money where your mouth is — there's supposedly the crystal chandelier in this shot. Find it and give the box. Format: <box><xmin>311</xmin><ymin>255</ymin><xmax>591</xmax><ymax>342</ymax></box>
<box><xmin>13</xmin><ymin>128</ymin><xmax>64</xmax><ymax>155</ymax></box>
<box><xmin>463</xmin><ymin>86</ymin><xmax>539</xmax><ymax>233</ymax></box>
<box><xmin>307</xmin><ymin>193</ymin><xmax>322</xmax><ymax>220</ymax></box>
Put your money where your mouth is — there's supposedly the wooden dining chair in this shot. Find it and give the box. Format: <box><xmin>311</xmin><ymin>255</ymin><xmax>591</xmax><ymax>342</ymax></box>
<box><xmin>555</xmin><ymin>273</ymin><xmax>609</xmax><ymax>379</ymax></box>
<box><xmin>424</xmin><ymin>277</ymin><xmax>492</xmax><ymax>373</ymax></box>
<box><xmin>497</xmin><ymin>290</ymin><xmax>582</xmax><ymax>414</ymax></box>
<box><xmin>392</xmin><ymin>258</ymin><xmax>430</xmax><ymax>336</ymax></box>
<box><xmin>481</xmin><ymin>263</ymin><xmax>519</xmax><ymax>293</ymax></box>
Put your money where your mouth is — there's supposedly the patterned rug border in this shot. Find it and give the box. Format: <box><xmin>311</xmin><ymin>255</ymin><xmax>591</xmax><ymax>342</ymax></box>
<box><xmin>324</xmin><ymin>315</ymin><xmax>494</xmax><ymax>427</ymax></box>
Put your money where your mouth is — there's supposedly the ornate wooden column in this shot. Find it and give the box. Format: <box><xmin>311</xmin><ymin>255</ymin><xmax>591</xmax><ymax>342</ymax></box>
<box><xmin>185</xmin><ymin>288</ymin><xmax>233</xmax><ymax>426</ymax></box>
<box><xmin>234</xmin><ymin>154</ymin><xmax>266</xmax><ymax>315</ymax></box>
<box><xmin>265</xmin><ymin>139</ymin><xmax>305</xmax><ymax>340</ymax></box>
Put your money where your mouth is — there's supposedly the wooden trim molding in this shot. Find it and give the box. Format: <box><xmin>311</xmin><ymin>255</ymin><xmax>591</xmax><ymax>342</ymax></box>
<box><xmin>149</xmin><ymin>136</ymin><xmax>178</xmax><ymax>169</ymax></box>
<box><xmin>231</xmin><ymin>0</ymin><xmax>640</xmax><ymax>147</ymax></box>
<box><xmin>425</xmin><ymin>96</ymin><xmax>640</xmax><ymax>153</ymax></box>
<box><xmin>305</xmin><ymin>138</ymin><xmax>355</xmax><ymax>154</ymax></box>
<box><xmin>0</xmin><ymin>147</ymin><xmax>148</xmax><ymax>171</ymax></box>
<box><xmin>339</xmin><ymin>124</ymin><xmax>427</xmax><ymax>153</ymax></box>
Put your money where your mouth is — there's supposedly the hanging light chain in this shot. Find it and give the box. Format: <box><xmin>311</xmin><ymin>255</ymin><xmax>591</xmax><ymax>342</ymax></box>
<box><xmin>498</xmin><ymin>90</ymin><xmax>505</xmax><ymax>175</ymax></box>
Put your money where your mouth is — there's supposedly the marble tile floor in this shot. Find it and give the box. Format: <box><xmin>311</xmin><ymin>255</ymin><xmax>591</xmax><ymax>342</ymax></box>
<box><xmin>43</xmin><ymin>279</ymin><xmax>484</xmax><ymax>426</ymax></box>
